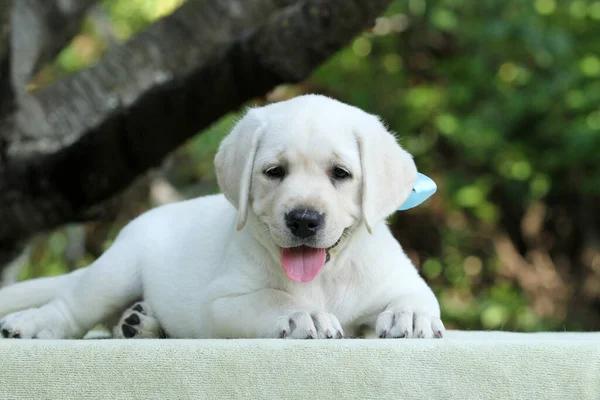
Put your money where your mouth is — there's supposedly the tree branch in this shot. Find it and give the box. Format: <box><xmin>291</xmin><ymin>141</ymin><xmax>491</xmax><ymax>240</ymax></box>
<box><xmin>11</xmin><ymin>0</ymin><xmax>98</xmax><ymax>87</ymax></box>
<box><xmin>0</xmin><ymin>0</ymin><xmax>391</xmax><ymax>254</ymax></box>
<box><xmin>0</xmin><ymin>1</ymin><xmax>14</xmax><ymax>121</ymax></box>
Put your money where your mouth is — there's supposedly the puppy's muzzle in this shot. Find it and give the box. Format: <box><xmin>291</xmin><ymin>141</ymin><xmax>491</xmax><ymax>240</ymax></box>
<box><xmin>285</xmin><ymin>209</ymin><xmax>324</xmax><ymax>238</ymax></box>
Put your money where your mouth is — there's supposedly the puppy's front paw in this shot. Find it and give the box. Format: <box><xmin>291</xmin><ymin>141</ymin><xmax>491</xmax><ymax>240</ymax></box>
<box><xmin>376</xmin><ymin>308</ymin><xmax>444</xmax><ymax>339</ymax></box>
<box><xmin>276</xmin><ymin>311</ymin><xmax>343</xmax><ymax>339</ymax></box>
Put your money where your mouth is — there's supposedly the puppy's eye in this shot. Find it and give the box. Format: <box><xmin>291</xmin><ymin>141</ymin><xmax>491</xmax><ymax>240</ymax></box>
<box><xmin>264</xmin><ymin>166</ymin><xmax>285</xmax><ymax>179</ymax></box>
<box><xmin>332</xmin><ymin>167</ymin><xmax>351</xmax><ymax>180</ymax></box>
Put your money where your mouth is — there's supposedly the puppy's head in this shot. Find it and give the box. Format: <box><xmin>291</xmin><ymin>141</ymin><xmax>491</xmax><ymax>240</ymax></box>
<box><xmin>215</xmin><ymin>95</ymin><xmax>416</xmax><ymax>282</ymax></box>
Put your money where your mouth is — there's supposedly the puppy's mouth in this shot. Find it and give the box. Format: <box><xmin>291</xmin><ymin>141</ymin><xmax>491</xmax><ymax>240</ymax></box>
<box><xmin>280</xmin><ymin>230</ymin><xmax>347</xmax><ymax>283</ymax></box>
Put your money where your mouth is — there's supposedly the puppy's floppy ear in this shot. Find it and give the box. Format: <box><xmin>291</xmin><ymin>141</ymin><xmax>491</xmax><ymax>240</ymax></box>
<box><xmin>356</xmin><ymin>116</ymin><xmax>417</xmax><ymax>233</ymax></box>
<box><xmin>215</xmin><ymin>110</ymin><xmax>267</xmax><ymax>230</ymax></box>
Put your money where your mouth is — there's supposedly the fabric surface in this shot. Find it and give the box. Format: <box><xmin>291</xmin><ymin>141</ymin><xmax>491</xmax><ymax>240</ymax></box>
<box><xmin>0</xmin><ymin>331</ymin><xmax>599</xmax><ymax>400</ymax></box>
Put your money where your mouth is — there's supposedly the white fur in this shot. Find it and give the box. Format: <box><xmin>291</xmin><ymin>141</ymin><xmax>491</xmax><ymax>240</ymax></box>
<box><xmin>0</xmin><ymin>95</ymin><xmax>443</xmax><ymax>340</ymax></box>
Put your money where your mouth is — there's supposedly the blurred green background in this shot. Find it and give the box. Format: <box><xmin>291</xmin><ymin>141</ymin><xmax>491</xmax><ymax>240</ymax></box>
<box><xmin>18</xmin><ymin>0</ymin><xmax>600</xmax><ymax>332</ymax></box>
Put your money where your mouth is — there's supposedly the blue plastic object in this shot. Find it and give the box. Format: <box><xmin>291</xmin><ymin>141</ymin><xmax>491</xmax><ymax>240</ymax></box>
<box><xmin>398</xmin><ymin>172</ymin><xmax>437</xmax><ymax>211</ymax></box>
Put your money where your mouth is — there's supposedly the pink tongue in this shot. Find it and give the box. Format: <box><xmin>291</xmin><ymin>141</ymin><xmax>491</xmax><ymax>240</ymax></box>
<box><xmin>281</xmin><ymin>247</ymin><xmax>327</xmax><ymax>282</ymax></box>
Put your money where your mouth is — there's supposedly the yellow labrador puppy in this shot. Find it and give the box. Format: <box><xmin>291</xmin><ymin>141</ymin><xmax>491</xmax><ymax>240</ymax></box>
<box><xmin>0</xmin><ymin>95</ymin><xmax>444</xmax><ymax>340</ymax></box>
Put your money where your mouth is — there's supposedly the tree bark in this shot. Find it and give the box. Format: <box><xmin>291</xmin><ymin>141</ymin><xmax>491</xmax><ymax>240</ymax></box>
<box><xmin>11</xmin><ymin>0</ymin><xmax>99</xmax><ymax>87</ymax></box>
<box><xmin>0</xmin><ymin>1</ymin><xmax>14</xmax><ymax>119</ymax></box>
<box><xmin>0</xmin><ymin>0</ymin><xmax>391</xmax><ymax>267</ymax></box>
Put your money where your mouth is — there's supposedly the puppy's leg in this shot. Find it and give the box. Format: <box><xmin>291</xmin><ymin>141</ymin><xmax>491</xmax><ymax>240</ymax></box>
<box><xmin>113</xmin><ymin>302</ymin><xmax>163</xmax><ymax>339</ymax></box>
<box><xmin>210</xmin><ymin>289</ymin><xmax>343</xmax><ymax>339</ymax></box>
<box><xmin>0</xmin><ymin>267</ymin><xmax>88</xmax><ymax>318</ymax></box>
<box><xmin>0</xmin><ymin>240</ymin><xmax>142</xmax><ymax>339</ymax></box>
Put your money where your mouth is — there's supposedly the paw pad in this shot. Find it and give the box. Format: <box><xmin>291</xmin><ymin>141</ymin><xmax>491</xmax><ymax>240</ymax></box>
<box><xmin>132</xmin><ymin>304</ymin><xmax>144</xmax><ymax>313</ymax></box>
<box><xmin>125</xmin><ymin>314</ymin><xmax>141</xmax><ymax>325</ymax></box>
<box><xmin>121</xmin><ymin>324</ymin><xmax>138</xmax><ymax>338</ymax></box>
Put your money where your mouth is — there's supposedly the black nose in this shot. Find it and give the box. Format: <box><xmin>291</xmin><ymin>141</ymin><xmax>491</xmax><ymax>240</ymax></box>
<box><xmin>285</xmin><ymin>209</ymin><xmax>324</xmax><ymax>238</ymax></box>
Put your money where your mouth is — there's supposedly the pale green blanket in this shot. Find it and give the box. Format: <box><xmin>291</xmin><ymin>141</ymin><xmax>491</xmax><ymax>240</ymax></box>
<box><xmin>1</xmin><ymin>331</ymin><xmax>599</xmax><ymax>400</ymax></box>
